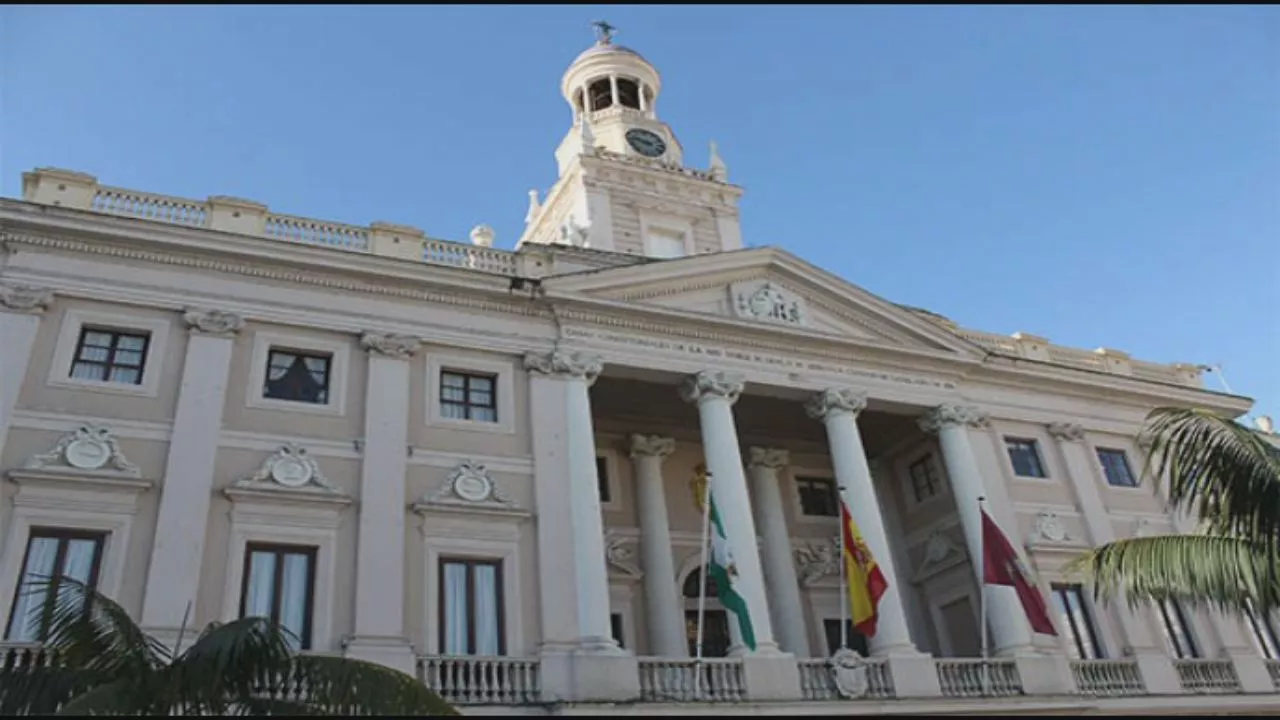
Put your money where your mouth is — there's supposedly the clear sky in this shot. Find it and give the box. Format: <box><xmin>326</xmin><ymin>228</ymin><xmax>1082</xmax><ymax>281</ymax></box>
<box><xmin>3</xmin><ymin>5</ymin><xmax>1277</xmax><ymax>418</ymax></box>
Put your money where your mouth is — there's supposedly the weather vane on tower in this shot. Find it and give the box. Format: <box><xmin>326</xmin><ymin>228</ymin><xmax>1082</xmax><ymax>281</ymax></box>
<box><xmin>592</xmin><ymin>20</ymin><xmax>616</xmax><ymax>45</ymax></box>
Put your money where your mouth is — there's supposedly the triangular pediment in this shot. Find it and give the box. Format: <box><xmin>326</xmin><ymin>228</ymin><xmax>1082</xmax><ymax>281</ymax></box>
<box><xmin>542</xmin><ymin>247</ymin><xmax>982</xmax><ymax>357</ymax></box>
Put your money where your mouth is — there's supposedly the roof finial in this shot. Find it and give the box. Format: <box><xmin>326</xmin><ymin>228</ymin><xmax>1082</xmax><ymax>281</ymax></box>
<box><xmin>592</xmin><ymin>20</ymin><xmax>616</xmax><ymax>45</ymax></box>
<box><xmin>709</xmin><ymin>140</ymin><xmax>728</xmax><ymax>181</ymax></box>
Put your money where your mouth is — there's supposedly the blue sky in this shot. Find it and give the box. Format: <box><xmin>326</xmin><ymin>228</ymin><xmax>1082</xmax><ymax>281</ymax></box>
<box><xmin>3</xmin><ymin>5</ymin><xmax>1277</xmax><ymax>417</ymax></box>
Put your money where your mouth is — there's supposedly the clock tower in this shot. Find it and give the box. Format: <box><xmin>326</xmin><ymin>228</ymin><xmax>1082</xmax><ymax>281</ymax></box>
<box><xmin>517</xmin><ymin>23</ymin><xmax>744</xmax><ymax>258</ymax></box>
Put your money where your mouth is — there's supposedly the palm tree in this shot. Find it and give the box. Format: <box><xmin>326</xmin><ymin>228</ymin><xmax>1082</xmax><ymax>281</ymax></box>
<box><xmin>0</xmin><ymin>577</ymin><xmax>458</xmax><ymax>716</ymax></box>
<box><xmin>1070</xmin><ymin>407</ymin><xmax>1280</xmax><ymax>616</ymax></box>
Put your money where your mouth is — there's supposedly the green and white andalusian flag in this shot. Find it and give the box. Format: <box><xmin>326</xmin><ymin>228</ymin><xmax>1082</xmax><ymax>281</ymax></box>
<box><xmin>706</xmin><ymin>490</ymin><xmax>757</xmax><ymax>652</ymax></box>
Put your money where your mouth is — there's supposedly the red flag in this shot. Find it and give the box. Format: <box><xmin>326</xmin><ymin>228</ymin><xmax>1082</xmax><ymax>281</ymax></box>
<box><xmin>981</xmin><ymin>508</ymin><xmax>1057</xmax><ymax>636</ymax></box>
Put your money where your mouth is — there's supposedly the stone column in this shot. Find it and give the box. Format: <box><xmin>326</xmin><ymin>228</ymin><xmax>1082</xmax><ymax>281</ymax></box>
<box><xmin>1045</xmin><ymin>421</ymin><xmax>1184</xmax><ymax>690</ymax></box>
<box><xmin>345</xmin><ymin>332</ymin><xmax>420</xmax><ymax>674</ymax></box>
<box><xmin>681</xmin><ymin>371</ymin><xmax>800</xmax><ymax>702</ymax></box>
<box><xmin>628</xmin><ymin>433</ymin><xmax>685</xmax><ymax>657</ymax></box>
<box><xmin>919</xmin><ymin>404</ymin><xmax>1036</xmax><ymax>656</ymax></box>
<box><xmin>745</xmin><ymin>447</ymin><xmax>810</xmax><ymax>658</ymax></box>
<box><xmin>141</xmin><ymin>309</ymin><xmax>244</xmax><ymax>642</ymax></box>
<box><xmin>806</xmin><ymin>389</ymin><xmax>918</xmax><ymax>657</ymax></box>
<box><xmin>527</xmin><ymin>351</ymin><xmax>637</xmax><ymax>703</ymax></box>
<box><xmin>0</xmin><ymin>285</ymin><xmax>53</xmax><ymax>459</ymax></box>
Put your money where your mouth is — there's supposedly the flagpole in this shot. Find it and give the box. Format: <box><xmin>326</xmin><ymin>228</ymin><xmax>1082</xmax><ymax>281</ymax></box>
<box><xmin>694</xmin><ymin>469</ymin><xmax>714</xmax><ymax>699</ymax></box>
<box><xmin>978</xmin><ymin>495</ymin><xmax>991</xmax><ymax>698</ymax></box>
<box><xmin>837</xmin><ymin>487</ymin><xmax>848</xmax><ymax>652</ymax></box>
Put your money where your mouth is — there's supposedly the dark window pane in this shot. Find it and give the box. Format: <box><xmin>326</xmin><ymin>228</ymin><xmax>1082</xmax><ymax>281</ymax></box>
<box><xmin>263</xmin><ymin>349</ymin><xmax>331</xmax><ymax>405</ymax></box>
<box><xmin>1005</xmin><ymin>438</ymin><xmax>1047</xmax><ymax>478</ymax></box>
<box><xmin>439</xmin><ymin>371</ymin><xmax>498</xmax><ymax>423</ymax></box>
<box><xmin>797</xmin><ymin>476</ymin><xmax>839</xmax><ymax>517</ymax></box>
<box><xmin>1051</xmin><ymin>584</ymin><xmax>1102</xmax><ymax>659</ymax></box>
<box><xmin>909</xmin><ymin>455</ymin><xmax>942</xmax><ymax>502</ymax></box>
<box><xmin>69</xmin><ymin>328</ymin><xmax>150</xmax><ymax>386</ymax></box>
<box><xmin>610</xmin><ymin>613</ymin><xmax>626</xmax><ymax>649</ymax></box>
<box><xmin>823</xmin><ymin>618</ymin><xmax>869</xmax><ymax>656</ymax></box>
<box><xmin>439</xmin><ymin>558</ymin><xmax>505</xmax><ymax>656</ymax></box>
<box><xmin>1097</xmin><ymin>449</ymin><xmax>1137</xmax><ymax>488</ymax></box>
<box><xmin>239</xmin><ymin>543</ymin><xmax>316</xmax><ymax>651</ymax></box>
<box><xmin>6</xmin><ymin>529</ymin><xmax>106</xmax><ymax>642</ymax></box>
<box><xmin>596</xmin><ymin>456</ymin><xmax>611</xmax><ymax>503</ymax></box>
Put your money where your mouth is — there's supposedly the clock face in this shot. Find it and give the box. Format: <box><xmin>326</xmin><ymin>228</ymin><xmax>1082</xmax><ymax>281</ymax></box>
<box><xmin>626</xmin><ymin>128</ymin><xmax>668</xmax><ymax>158</ymax></box>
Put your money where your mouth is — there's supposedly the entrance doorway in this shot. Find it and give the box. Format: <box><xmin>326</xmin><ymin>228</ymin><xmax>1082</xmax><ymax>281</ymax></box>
<box><xmin>682</xmin><ymin>566</ymin><xmax>731</xmax><ymax>657</ymax></box>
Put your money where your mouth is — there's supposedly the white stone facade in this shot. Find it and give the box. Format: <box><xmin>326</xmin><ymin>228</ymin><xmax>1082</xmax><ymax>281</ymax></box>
<box><xmin>1</xmin><ymin>30</ymin><xmax>1278</xmax><ymax>716</ymax></box>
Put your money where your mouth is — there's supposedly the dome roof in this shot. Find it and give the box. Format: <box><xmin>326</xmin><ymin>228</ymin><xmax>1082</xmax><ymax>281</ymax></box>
<box><xmin>571</xmin><ymin>42</ymin><xmax>650</xmax><ymax>67</ymax></box>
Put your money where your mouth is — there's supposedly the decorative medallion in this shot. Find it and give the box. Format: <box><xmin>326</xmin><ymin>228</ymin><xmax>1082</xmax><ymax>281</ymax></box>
<box><xmin>829</xmin><ymin>648</ymin><xmax>869</xmax><ymax>699</ymax></box>
<box><xmin>1032</xmin><ymin>510</ymin><xmax>1071</xmax><ymax>543</ymax></box>
<box><xmin>425</xmin><ymin>460</ymin><xmax>513</xmax><ymax>507</ymax></box>
<box><xmin>236</xmin><ymin>443</ymin><xmax>335</xmax><ymax>491</ymax></box>
<box><xmin>729</xmin><ymin>280</ymin><xmax>806</xmax><ymax>327</ymax></box>
<box><xmin>605</xmin><ymin>533</ymin><xmax>644</xmax><ymax>579</ymax></box>
<box><xmin>24</xmin><ymin>423</ymin><xmax>140</xmax><ymax>477</ymax></box>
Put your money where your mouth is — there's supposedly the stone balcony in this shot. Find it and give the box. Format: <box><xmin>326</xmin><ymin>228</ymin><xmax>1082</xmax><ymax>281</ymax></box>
<box><xmin>4</xmin><ymin>642</ymin><xmax>1280</xmax><ymax>714</ymax></box>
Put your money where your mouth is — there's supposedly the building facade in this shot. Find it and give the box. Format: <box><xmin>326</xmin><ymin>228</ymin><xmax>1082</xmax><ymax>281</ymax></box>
<box><xmin>1</xmin><ymin>30</ymin><xmax>1279</xmax><ymax>715</ymax></box>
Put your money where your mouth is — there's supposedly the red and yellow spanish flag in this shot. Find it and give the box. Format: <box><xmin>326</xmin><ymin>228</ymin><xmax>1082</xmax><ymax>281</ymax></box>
<box><xmin>841</xmin><ymin>499</ymin><xmax>889</xmax><ymax>638</ymax></box>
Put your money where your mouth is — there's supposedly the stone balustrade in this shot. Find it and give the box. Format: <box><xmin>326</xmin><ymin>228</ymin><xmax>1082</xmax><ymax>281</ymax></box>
<box><xmin>20</xmin><ymin>167</ymin><xmax>518</xmax><ymax>276</ymax></box>
<box><xmin>17</xmin><ymin>166</ymin><xmax>1206</xmax><ymax>387</ymax></box>
<box><xmin>935</xmin><ymin>658</ymin><xmax>1023</xmax><ymax>698</ymax></box>
<box><xmin>1071</xmin><ymin>658</ymin><xmax>1146</xmax><ymax>697</ymax></box>
<box><xmin>1174</xmin><ymin>658</ymin><xmax>1243</xmax><ymax>694</ymax></box>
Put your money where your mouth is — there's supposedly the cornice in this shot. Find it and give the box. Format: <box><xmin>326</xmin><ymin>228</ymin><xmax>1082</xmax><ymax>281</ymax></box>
<box><xmin>0</xmin><ymin>226</ymin><xmax>545</xmax><ymax>322</ymax></box>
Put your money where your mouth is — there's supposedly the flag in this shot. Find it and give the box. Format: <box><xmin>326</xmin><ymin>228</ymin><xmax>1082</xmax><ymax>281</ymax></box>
<box><xmin>981</xmin><ymin>508</ymin><xmax>1058</xmax><ymax>636</ymax></box>
<box><xmin>841</xmin><ymin>500</ymin><xmax>889</xmax><ymax>638</ymax></box>
<box><xmin>705</xmin><ymin>489</ymin><xmax>757</xmax><ymax>652</ymax></box>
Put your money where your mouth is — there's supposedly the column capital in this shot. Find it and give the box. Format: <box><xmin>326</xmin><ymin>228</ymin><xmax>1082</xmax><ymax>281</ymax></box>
<box><xmin>183</xmin><ymin>308</ymin><xmax>245</xmax><ymax>338</ymax></box>
<box><xmin>1045</xmin><ymin>421</ymin><xmax>1086</xmax><ymax>443</ymax></box>
<box><xmin>679</xmin><ymin>370</ymin><xmax>744</xmax><ymax>406</ymax></box>
<box><xmin>523</xmin><ymin>350</ymin><xmax>604</xmax><ymax>383</ymax></box>
<box><xmin>805</xmin><ymin>388</ymin><xmax>867</xmax><ymax>421</ymax></box>
<box><xmin>747</xmin><ymin>446</ymin><xmax>790</xmax><ymax>470</ymax></box>
<box><xmin>918</xmin><ymin>404</ymin><xmax>990</xmax><ymax>434</ymax></box>
<box><xmin>360</xmin><ymin>331</ymin><xmax>421</xmax><ymax>360</ymax></box>
<box><xmin>0</xmin><ymin>284</ymin><xmax>54</xmax><ymax>315</ymax></box>
<box><xmin>628</xmin><ymin>433</ymin><xmax>675</xmax><ymax>459</ymax></box>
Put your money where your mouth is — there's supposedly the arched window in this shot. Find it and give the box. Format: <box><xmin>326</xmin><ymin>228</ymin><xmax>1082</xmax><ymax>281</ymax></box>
<box><xmin>588</xmin><ymin>78</ymin><xmax>613</xmax><ymax>110</ymax></box>
<box><xmin>682</xmin><ymin>566</ymin><xmax>720</xmax><ymax>599</ymax></box>
<box><xmin>616</xmin><ymin>77</ymin><xmax>640</xmax><ymax>109</ymax></box>
<box><xmin>681</xmin><ymin>566</ymin><xmax>730</xmax><ymax>658</ymax></box>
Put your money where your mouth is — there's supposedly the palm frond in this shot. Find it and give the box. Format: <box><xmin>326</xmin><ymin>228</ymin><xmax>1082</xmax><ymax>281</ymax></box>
<box><xmin>1067</xmin><ymin>533</ymin><xmax>1280</xmax><ymax>615</ymax></box>
<box><xmin>169</xmin><ymin>616</ymin><xmax>298</xmax><ymax>715</ymax></box>
<box><xmin>289</xmin><ymin>654</ymin><xmax>460</xmax><ymax>716</ymax></box>
<box><xmin>1143</xmin><ymin>407</ymin><xmax>1280</xmax><ymax>545</ymax></box>
<box><xmin>38</xmin><ymin>576</ymin><xmax>169</xmax><ymax>673</ymax></box>
<box><xmin>0</xmin><ymin>647</ymin><xmax>97</xmax><ymax>716</ymax></box>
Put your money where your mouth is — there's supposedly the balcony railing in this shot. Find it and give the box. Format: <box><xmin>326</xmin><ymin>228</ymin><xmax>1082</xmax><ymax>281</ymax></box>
<box><xmin>417</xmin><ymin>655</ymin><xmax>540</xmax><ymax>706</ymax></box>
<box><xmin>796</xmin><ymin>657</ymin><xmax>893</xmax><ymax>700</ymax></box>
<box><xmin>1071</xmin><ymin>659</ymin><xmax>1146</xmax><ymax>696</ymax></box>
<box><xmin>936</xmin><ymin>659</ymin><xmax>1023</xmax><ymax>698</ymax></box>
<box><xmin>637</xmin><ymin>657</ymin><xmax>745</xmax><ymax>703</ymax></box>
<box><xmin>1174</xmin><ymin>659</ymin><xmax>1242</xmax><ymax>694</ymax></box>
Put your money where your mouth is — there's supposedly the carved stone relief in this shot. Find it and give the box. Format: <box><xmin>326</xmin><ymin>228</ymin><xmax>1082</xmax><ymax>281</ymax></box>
<box><xmin>605</xmin><ymin>533</ymin><xmax>644</xmax><ymax>579</ymax></box>
<box><xmin>829</xmin><ymin>648</ymin><xmax>870</xmax><ymax>698</ymax></box>
<box><xmin>233</xmin><ymin>443</ymin><xmax>337</xmax><ymax>492</ymax></box>
<box><xmin>1030</xmin><ymin>510</ymin><xmax>1072</xmax><ymax>543</ymax></box>
<box><xmin>793</xmin><ymin>537</ymin><xmax>841</xmax><ymax>586</ymax></box>
<box><xmin>24</xmin><ymin>423</ymin><xmax>140</xmax><ymax>477</ymax></box>
<box><xmin>424</xmin><ymin>460</ymin><xmax>513</xmax><ymax>507</ymax></box>
<box><xmin>729</xmin><ymin>280</ymin><xmax>806</xmax><ymax>327</ymax></box>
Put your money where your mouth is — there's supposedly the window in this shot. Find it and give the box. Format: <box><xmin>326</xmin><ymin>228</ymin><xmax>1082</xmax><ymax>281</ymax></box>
<box><xmin>1050</xmin><ymin>584</ymin><xmax>1103</xmax><ymax>659</ymax></box>
<box><xmin>908</xmin><ymin>455</ymin><xmax>942</xmax><ymax>503</ymax></box>
<box><xmin>616</xmin><ymin>78</ymin><xmax>640</xmax><ymax>109</ymax></box>
<box><xmin>1157</xmin><ymin>599</ymin><xmax>1199</xmax><ymax>659</ymax></box>
<box><xmin>610</xmin><ymin>612</ymin><xmax>626</xmax><ymax>649</ymax></box>
<box><xmin>1245</xmin><ymin>603</ymin><xmax>1280</xmax><ymax>660</ymax></box>
<box><xmin>1005</xmin><ymin>438</ymin><xmax>1047</xmax><ymax>478</ymax></box>
<box><xmin>440</xmin><ymin>371</ymin><xmax>497</xmax><ymax>423</ymax></box>
<box><xmin>263</xmin><ymin>349</ymin><xmax>331</xmax><ymax>405</ymax></box>
<box><xmin>795</xmin><ymin>476</ymin><xmax>839</xmax><ymax>517</ymax></box>
<box><xmin>69</xmin><ymin>328</ymin><xmax>150</xmax><ymax>385</ymax></box>
<box><xmin>6</xmin><ymin>529</ymin><xmax>106</xmax><ymax>642</ymax></box>
<box><xmin>1097</xmin><ymin>448</ymin><xmax>1138</xmax><ymax>488</ymax></box>
<box><xmin>588</xmin><ymin>78</ymin><xmax>613</xmax><ymax>110</ymax></box>
<box><xmin>239</xmin><ymin>543</ymin><xmax>317</xmax><ymax>651</ymax></box>
<box><xmin>596</xmin><ymin>456</ymin><xmax>611</xmax><ymax>503</ymax></box>
<box><xmin>440</xmin><ymin>559</ymin><xmax>505</xmax><ymax>656</ymax></box>
<box><xmin>823</xmin><ymin>618</ymin><xmax>869</xmax><ymax>657</ymax></box>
